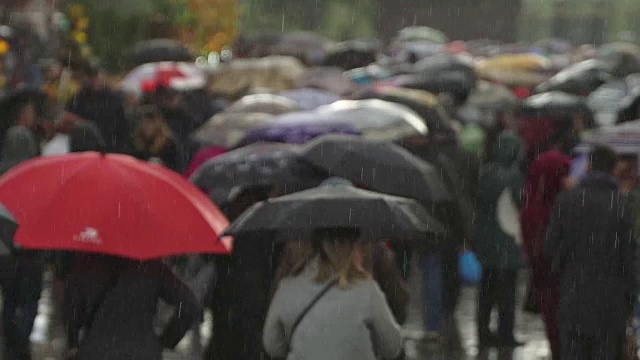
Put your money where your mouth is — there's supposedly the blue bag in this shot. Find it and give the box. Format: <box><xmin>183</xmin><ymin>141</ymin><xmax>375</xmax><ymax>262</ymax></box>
<box><xmin>459</xmin><ymin>250</ymin><xmax>482</xmax><ymax>285</ymax></box>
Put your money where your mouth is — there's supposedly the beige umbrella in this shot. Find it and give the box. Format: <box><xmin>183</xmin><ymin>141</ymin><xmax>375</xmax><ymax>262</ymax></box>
<box><xmin>211</xmin><ymin>56</ymin><xmax>305</xmax><ymax>97</ymax></box>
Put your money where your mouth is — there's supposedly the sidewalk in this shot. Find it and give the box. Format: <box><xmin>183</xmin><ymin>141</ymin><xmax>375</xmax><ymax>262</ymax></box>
<box><xmin>29</xmin><ymin>270</ymin><xmax>551</xmax><ymax>360</ymax></box>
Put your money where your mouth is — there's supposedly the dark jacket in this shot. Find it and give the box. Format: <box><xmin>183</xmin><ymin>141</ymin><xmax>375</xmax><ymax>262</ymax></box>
<box><xmin>65</xmin><ymin>256</ymin><xmax>200</xmax><ymax>360</ymax></box>
<box><xmin>0</xmin><ymin>126</ymin><xmax>38</xmax><ymax>173</ymax></box>
<box><xmin>69</xmin><ymin>122</ymin><xmax>106</xmax><ymax>153</ymax></box>
<box><xmin>0</xmin><ymin>126</ymin><xmax>43</xmax><ymax>299</ymax></box>
<box><xmin>473</xmin><ymin>131</ymin><xmax>524</xmax><ymax>269</ymax></box>
<box><xmin>67</xmin><ymin>86</ymin><xmax>131</xmax><ymax>154</ymax></box>
<box><xmin>546</xmin><ymin>173</ymin><xmax>636</xmax><ymax>334</ymax></box>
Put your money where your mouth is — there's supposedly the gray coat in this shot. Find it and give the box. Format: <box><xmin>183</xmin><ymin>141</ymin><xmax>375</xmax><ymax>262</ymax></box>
<box><xmin>263</xmin><ymin>261</ymin><xmax>402</xmax><ymax>360</ymax></box>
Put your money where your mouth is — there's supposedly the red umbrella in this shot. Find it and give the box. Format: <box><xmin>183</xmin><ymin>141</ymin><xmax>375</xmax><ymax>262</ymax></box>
<box><xmin>0</xmin><ymin>153</ymin><xmax>230</xmax><ymax>259</ymax></box>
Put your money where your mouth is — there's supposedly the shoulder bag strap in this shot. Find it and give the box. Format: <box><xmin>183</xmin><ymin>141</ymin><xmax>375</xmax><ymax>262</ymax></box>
<box><xmin>287</xmin><ymin>278</ymin><xmax>339</xmax><ymax>350</ymax></box>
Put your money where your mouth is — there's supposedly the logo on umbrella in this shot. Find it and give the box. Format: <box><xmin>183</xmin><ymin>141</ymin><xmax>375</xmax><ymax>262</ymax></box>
<box><xmin>73</xmin><ymin>227</ymin><xmax>102</xmax><ymax>245</ymax></box>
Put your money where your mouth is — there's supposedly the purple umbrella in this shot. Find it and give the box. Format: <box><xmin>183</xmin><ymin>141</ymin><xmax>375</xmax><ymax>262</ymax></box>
<box><xmin>239</xmin><ymin>111</ymin><xmax>361</xmax><ymax>145</ymax></box>
<box><xmin>278</xmin><ymin>88</ymin><xmax>341</xmax><ymax>110</ymax></box>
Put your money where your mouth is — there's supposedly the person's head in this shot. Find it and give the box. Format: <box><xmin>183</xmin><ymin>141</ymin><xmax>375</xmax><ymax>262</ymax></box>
<box><xmin>72</xmin><ymin>59</ymin><xmax>102</xmax><ymax>89</ymax></box>
<box><xmin>614</xmin><ymin>154</ymin><xmax>638</xmax><ymax>193</ymax></box>
<box><xmin>312</xmin><ymin>227</ymin><xmax>371</xmax><ymax>289</ymax></box>
<box><xmin>589</xmin><ymin>145</ymin><xmax>618</xmax><ymax>175</ymax></box>
<box><xmin>548</xmin><ymin>115</ymin><xmax>579</xmax><ymax>154</ymax></box>
<box><xmin>69</xmin><ymin>122</ymin><xmax>105</xmax><ymax>153</ymax></box>
<box><xmin>134</xmin><ymin>105</ymin><xmax>172</xmax><ymax>154</ymax></box>
<box><xmin>155</xmin><ymin>86</ymin><xmax>182</xmax><ymax>110</ymax></box>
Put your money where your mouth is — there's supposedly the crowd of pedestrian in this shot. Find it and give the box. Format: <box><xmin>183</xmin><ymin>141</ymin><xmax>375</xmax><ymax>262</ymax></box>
<box><xmin>0</xmin><ymin>24</ymin><xmax>639</xmax><ymax>360</ymax></box>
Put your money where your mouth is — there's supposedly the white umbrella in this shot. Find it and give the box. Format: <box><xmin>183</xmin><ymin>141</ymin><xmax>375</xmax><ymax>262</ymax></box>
<box><xmin>120</xmin><ymin>62</ymin><xmax>207</xmax><ymax>96</ymax></box>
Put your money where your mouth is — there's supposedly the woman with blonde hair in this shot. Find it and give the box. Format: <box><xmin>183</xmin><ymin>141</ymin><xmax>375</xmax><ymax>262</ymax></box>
<box><xmin>263</xmin><ymin>228</ymin><xmax>403</xmax><ymax>360</ymax></box>
<box><xmin>133</xmin><ymin>105</ymin><xmax>181</xmax><ymax>171</ymax></box>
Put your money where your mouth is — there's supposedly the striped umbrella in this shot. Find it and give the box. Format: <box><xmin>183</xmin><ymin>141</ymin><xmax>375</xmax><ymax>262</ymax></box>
<box><xmin>575</xmin><ymin>120</ymin><xmax>640</xmax><ymax>154</ymax></box>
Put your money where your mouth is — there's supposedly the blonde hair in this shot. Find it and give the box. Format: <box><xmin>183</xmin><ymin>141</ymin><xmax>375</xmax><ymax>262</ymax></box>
<box><xmin>272</xmin><ymin>230</ymin><xmax>373</xmax><ymax>293</ymax></box>
<box><xmin>274</xmin><ymin>240</ymin><xmax>316</xmax><ymax>286</ymax></box>
<box><xmin>315</xmin><ymin>238</ymin><xmax>372</xmax><ymax>289</ymax></box>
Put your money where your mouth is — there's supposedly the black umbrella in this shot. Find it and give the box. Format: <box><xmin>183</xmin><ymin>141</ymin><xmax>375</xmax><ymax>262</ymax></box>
<box><xmin>535</xmin><ymin>59</ymin><xmax>610</xmax><ymax>96</ymax></box>
<box><xmin>126</xmin><ymin>39</ymin><xmax>194</xmax><ymax>68</ymax></box>
<box><xmin>413</xmin><ymin>54</ymin><xmax>476</xmax><ymax>84</ymax></box>
<box><xmin>617</xmin><ymin>85</ymin><xmax>640</xmax><ymax>124</ymax></box>
<box><xmin>390</xmin><ymin>71</ymin><xmax>475</xmax><ymax>105</ymax></box>
<box><xmin>224</xmin><ymin>184</ymin><xmax>445</xmax><ymax>242</ymax></box>
<box><xmin>0</xmin><ymin>203</ymin><xmax>17</xmax><ymax>255</ymax></box>
<box><xmin>324</xmin><ymin>40</ymin><xmax>380</xmax><ymax>70</ymax></box>
<box><xmin>190</xmin><ymin>143</ymin><xmax>326</xmax><ymax>206</ymax></box>
<box><xmin>301</xmin><ymin>135</ymin><xmax>451</xmax><ymax>205</ymax></box>
<box><xmin>520</xmin><ymin>91</ymin><xmax>596</xmax><ymax>128</ymax></box>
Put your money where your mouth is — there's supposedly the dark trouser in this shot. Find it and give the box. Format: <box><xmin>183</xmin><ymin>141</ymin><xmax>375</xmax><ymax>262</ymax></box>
<box><xmin>0</xmin><ymin>257</ymin><xmax>42</xmax><ymax>360</ymax></box>
<box><xmin>560</xmin><ymin>327</ymin><xmax>622</xmax><ymax>360</ymax></box>
<box><xmin>477</xmin><ymin>268</ymin><xmax>517</xmax><ymax>341</ymax></box>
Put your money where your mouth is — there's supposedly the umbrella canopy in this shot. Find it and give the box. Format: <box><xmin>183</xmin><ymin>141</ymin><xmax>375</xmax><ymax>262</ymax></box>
<box><xmin>224</xmin><ymin>184</ymin><xmax>445</xmax><ymax>241</ymax></box>
<box><xmin>598</xmin><ymin>42</ymin><xmax>640</xmax><ymax>78</ymax></box>
<box><xmin>239</xmin><ymin>113</ymin><xmax>361</xmax><ymax>145</ymax></box>
<box><xmin>125</xmin><ymin>39</ymin><xmax>194</xmax><ymax>68</ymax></box>
<box><xmin>272</xmin><ymin>31</ymin><xmax>335</xmax><ymax>65</ymax></box>
<box><xmin>413</xmin><ymin>53</ymin><xmax>476</xmax><ymax>82</ymax></box>
<box><xmin>324</xmin><ymin>40</ymin><xmax>380</xmax><ymax>70</ymax></box>
<box><xmin>211</xmin><ymin>56</ymin><xmax>305</xmax><ymax>97</ymax></box>
<box><xmin>478</xmin><ymin>53</ymin><xmax>551</xmax><ymax>72</ymax></box>
<box><xmin>616</xmin><ymin>82</ymin><xmax>640</xmax><ymax>124</ymax></box>
<box><xmin>301</xmin><ymin>135</ymin><xmax>451</xmax><ymax>205</ymax></box>
<box><xmin>225</xmin><ymin>94</ymin><xmax>301</xmax><ymax>115</ymax></box>
<box><xmin>477</xmin><ymin>54</ymin><xmax>550</xmax><ymax>88</ymax></box>
<box><xmin>120</xmin><ymin>62</ymin><xmax>207</xmax><ymax>95</ymax></box>
<box><xmin>193</xmin><ymin>112</ymin><xmax>274</xmax><ymax>149</ymax></box>
<box><xmin>587</xmin><ymin>77</ymin><xmax>640</xmax><ymax>126</ymax></box>
<box><xmin>397</xmin><ymin>26</ymin><xmax>448</xmax><ymax>44</ymax></box>
<box><xmin>389</xmin><ymin>71</ymin><xmax>475</xmax><ymax>104</ymax></box>
<box><xmin>279</xmin><ymin>88</ymin><xmax>341</xmax><ymax>110</ymax></box>
<box><xmin>0</xmin><ymin>202</ymin><xmax>17</xmax><ymax>255</ymax></box>
<box><xmin>520</xmin><ymin>91</ymin><xmax>595</xmax><ymax>123</ymax></box>
<box><xmin>575</xmin><ymin>120</ymin><xmax>640</xmax><ymax>154</ymax></box>
<box><xmin>295</xmin><ymin>66</ymin><xmax>359</xmax><ymax>96</ymax></box>
<box><xmin>315</xmin><ymin>99</ymin><xmax>428</xmax><ymax>140</ymax></box>
<box><xmin>0</xmin><ymin>153</ymin><xmax>230</xmax><ymax>259</ymax></box>
<box><xmin>535</xmin><ymin>59</ymin><xmax>610</xmax><ymax>96</ymax></box>
<box><xmin>360</xmin><ymin>86</ymin><xmax>454</xmax><ymax>133</ymax></box>
<box><xmin>466</xmin><ymin>80</ymin><xmax>516</xmax><ymax>112</ymax></box>
<box><xmin>190</xmin><ymin>143</ymin><xmax>326</xmax><ymax>206</ymax></box>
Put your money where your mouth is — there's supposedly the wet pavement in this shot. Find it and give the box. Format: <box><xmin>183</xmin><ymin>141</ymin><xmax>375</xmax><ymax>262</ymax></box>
<box><xmin>26</xmin><ymin>269</ymin><xmax>551</xmax><ymax>360</ymax></box>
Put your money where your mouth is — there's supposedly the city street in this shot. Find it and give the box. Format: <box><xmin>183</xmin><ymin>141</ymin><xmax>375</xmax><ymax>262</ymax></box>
<box><xmin>28</xmin><ymin>270</ymin><xmax>551</xmax><ymax>360</ymax></box>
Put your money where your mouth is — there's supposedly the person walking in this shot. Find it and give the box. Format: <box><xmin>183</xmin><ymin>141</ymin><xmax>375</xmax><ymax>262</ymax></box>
<box><xmin>520</xmin><ymin>149</ymin><xmax>572</xmax><ymax>359</ymax></box>
<box><xmin>64</xmin><ymin>60</ymin><xmax>131</xmax><ymax>154</ymax></box>
<box><xmin>133</xmin><ymin>105</ymin><xmax>182</xmax><ymax>172</ymax></box>
<box><xmin>64</xmin><ymin>255</ymin><xmax>200</xmax><ymax>360</ymax></box>
<box><xmin>263</xmin><ymin>228</ymin><xmax>403</xmax><ymax>360</ymax></box>
<box><xmin>473</xmin><ymin>131</ymin><xmax>525</xmax><ymax>348</ymax></box>
<box><xmin>546</xmin><ymin>145</ymin><xmax>636</xmax><ymax>360</ymax></box>
<box><xmin>0</xmin><ymin>125</ymin><xmax>42</xmax><ymax>359</ymax></box>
